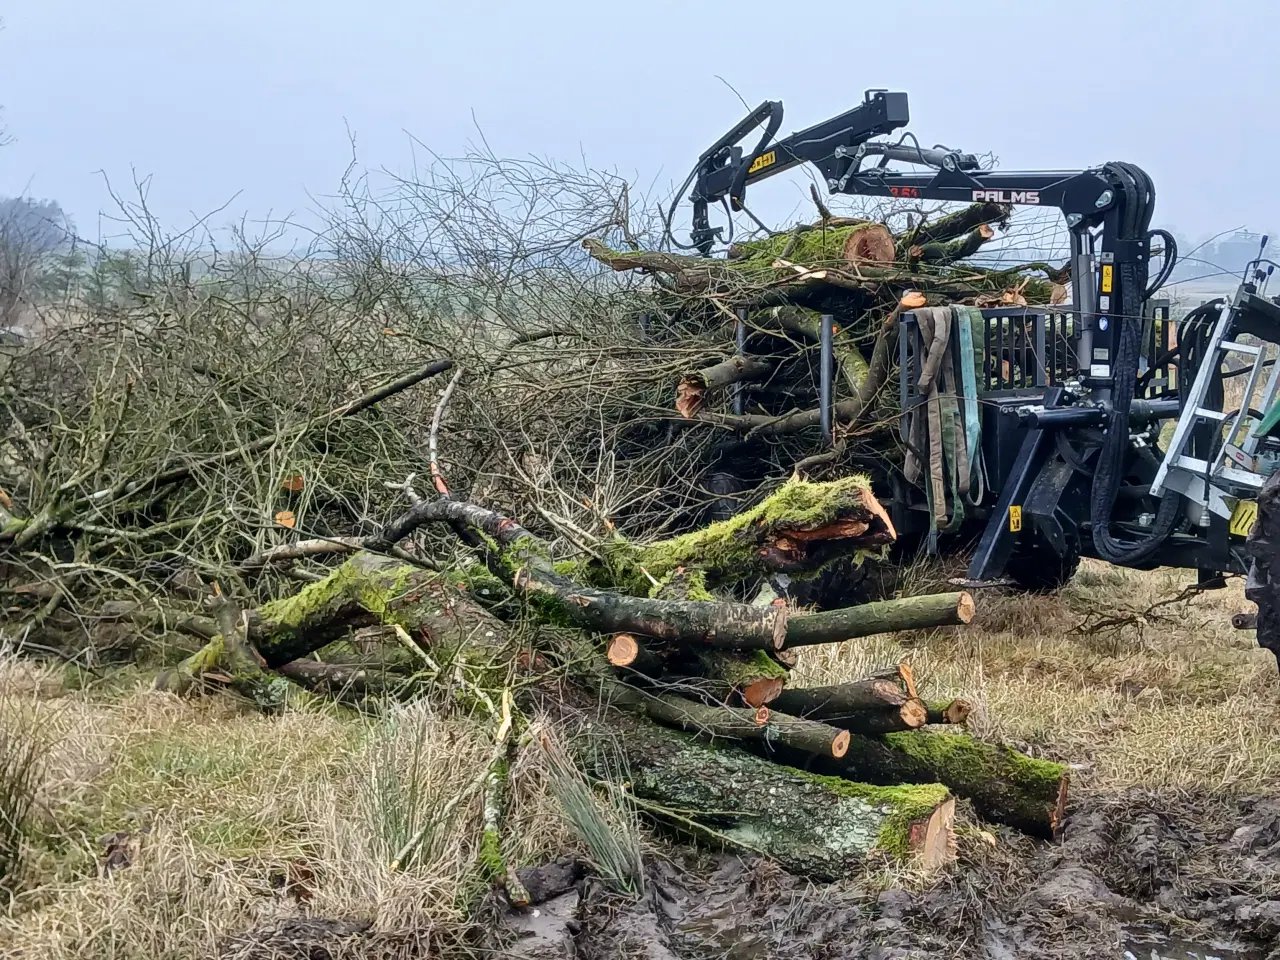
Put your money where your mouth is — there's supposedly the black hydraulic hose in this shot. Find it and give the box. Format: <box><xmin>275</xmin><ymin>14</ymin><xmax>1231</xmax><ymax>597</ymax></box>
<box><xmin>1138</xmin><ymin>299</ymin><xmax>1222</xmax><ymax>391</ymax></box>
<box><xmin>1089</xmin><ymin>162</ymin><xmax>1184</xmax><ymax>565</ymax></box>
<box><xmin>1145</xmin><ymin>228</ymin><xmax>1178</xmax><ymax>299</ymax></box>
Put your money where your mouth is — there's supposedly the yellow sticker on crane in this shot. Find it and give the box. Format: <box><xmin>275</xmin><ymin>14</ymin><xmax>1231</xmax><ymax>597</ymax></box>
<box><xmin>1009</xmin><ymin>505</ymin><xmax>1023</xmax><ymax>532</ymax></box>
<box><xmin>1229</xmin><ymin>499</ymin><xmax>1258</xmax><ymax>538</ymax></box>
<box><xmin>747</xmin><ymin>150</ymin><xmax>777</xmax><ymax>174</ymax></box>
<box><xmin>1101</xmin><ymin>264</ymin><xmax>1113</xmax><ymax>294</ymax></box>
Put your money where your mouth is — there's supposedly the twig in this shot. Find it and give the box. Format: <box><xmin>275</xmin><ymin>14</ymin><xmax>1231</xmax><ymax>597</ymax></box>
<box><xmin>429</xmin><ymin>367</ymin><xmax>465</xmax><ymax>496</ymax></box>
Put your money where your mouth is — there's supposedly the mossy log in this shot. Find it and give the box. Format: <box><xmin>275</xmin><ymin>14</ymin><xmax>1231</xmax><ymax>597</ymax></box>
<box><xmin>616</xmin><ymin>474</ymin><xmax>896</xmax><ymax>592</ymax></box>
<box><xmin>806</xmin><ymin>729</ymin><xmax>1069</xmax><ymax>838</ymax></box>
<box><xmin>576</xmin><ymin>702</ymin><xmax>955</xmax><ymax>878</ymax></box>
<box><xmin>378</xmin><ymin>498</ymin><xmax>790</xmax><ymax>648</ymax></box>
<box><xmin>158</xmin><ymin>553</ymin><xmax>510</xmax><ymax>692</ymax></box>
<box><xmin>726</xmin><ymin>222</ymin><xmax>895</xmax><ymax>266</ymax></box>
<box><xmin>896</xmin><ymin>201</ymin><xmax>1010</xmax><ymax>254</ymax></box>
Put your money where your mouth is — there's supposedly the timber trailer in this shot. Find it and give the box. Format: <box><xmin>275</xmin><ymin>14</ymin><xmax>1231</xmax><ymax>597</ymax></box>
<box><xmin>674</xmin><ymin>88</ymin><xmax>1280</xmax><ymax>664</ymax></box>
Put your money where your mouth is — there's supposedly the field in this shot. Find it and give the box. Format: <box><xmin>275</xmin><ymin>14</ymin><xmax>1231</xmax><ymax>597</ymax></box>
<box><xmin>0</xmin><ymin>560</ymin><xmax>1277</xmax><ymax>960</ymax></box>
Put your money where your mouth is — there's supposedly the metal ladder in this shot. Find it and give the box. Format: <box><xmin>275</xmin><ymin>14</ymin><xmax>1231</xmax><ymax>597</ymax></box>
<box><xmin>1149</xmin><ymin>292</ymin><xmax>1280</xmax><ymax>517</ymax></box>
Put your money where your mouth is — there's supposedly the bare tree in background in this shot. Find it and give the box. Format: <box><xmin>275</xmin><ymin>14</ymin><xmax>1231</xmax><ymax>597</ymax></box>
<box><xmin>0</xmin><ymin>197</ymin><xmax>72</xmax><ymax>327</ymax></box>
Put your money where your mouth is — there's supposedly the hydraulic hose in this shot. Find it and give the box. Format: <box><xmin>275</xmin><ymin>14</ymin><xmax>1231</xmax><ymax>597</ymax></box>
<box><xmin>1089</xmin><ymin>162</ymin><xmax>1184</xmax><ymax>565</ymax></box>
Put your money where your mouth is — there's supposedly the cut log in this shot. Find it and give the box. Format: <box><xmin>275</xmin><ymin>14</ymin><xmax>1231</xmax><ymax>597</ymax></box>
<box><xmin>630</xmin><ymin>692</ymin><xmax>848</xmax><ymax>760</ymax></box>
<box><xmin>771</xmin><ymin>677</ymin><xmax>909</xmax><ymax>715</ymax></box>
<box><xmin>810</xmin><ymin>729</ymin><xmax>1069</xmax><ymax>838</ymax></box>
<box><xmin>769</xmin><ymin>688</ymin><xmax>926</xmax><ymax>735</ymax></box>
<box><xmin>606</xmin><ymin>633</ymin><xmax>667</xmax><ymax>677</ymax></box>
<box><xmin>158</xmin><ymin>553</ymin><xmax>511</xmax><ymax>692</ymax></box>
<box><xmin>843</xmin><ymin>223</ymin><xmax>896</xmax><ymax>265</ymax></box>
<box><xmin>574</xmin><ymin>700</ymin><xmax>955</xmax><ymax>878</ymax></box>
<box><xmin>691</xmin><ymin>649</ymin><xmax>788</xmax><ymax>707</ymax></box>
<box><xmin>926</xmin><ymin>698</ymin><xmax>973</xmax><ymax>725</ymax></box>
<box><xmin>900</xmin><ymin>201</ymin><xmax>1010</xmax><ymax>250</ymax></box>
<box><xmin>908</xmin><ymin>224</ymin><xmax>996</xmax><ymax>266</ymax></box>
<box><xmin>782</xmin><ymin>591</ymin><xmax>974</xmax><ymax>648</ymax></box>
<box><xmin>677</xmin><ymin>356</ymin><xmax>773</xmax><ymax>418</ymax></box>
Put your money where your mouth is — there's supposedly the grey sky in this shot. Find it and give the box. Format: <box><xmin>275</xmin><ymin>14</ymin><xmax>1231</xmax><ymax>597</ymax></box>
<box><xmin>2</xmin><ymin>0</ymin><xmax>1277</xmax><ymax>247</ymax></box>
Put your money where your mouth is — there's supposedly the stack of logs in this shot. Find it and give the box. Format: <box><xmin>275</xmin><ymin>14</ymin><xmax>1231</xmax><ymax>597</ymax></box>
<box><xmin>594</xmin><ymin>595</ymin><xmax>1069</xmax><ymax>879</ymax></box>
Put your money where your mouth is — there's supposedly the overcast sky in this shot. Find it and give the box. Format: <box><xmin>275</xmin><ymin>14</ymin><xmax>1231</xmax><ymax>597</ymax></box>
<box><xmin>2</xmin><ymin>0</ymin><xmax>1277</xmax><ymax>248</ymax></box>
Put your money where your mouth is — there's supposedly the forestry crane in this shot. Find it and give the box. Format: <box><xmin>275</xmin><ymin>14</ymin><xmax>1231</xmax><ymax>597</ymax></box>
<box><xmin>671</xmin><ymin>89</ymin><xmax>1280</xmax><ymax>665</ymax></box>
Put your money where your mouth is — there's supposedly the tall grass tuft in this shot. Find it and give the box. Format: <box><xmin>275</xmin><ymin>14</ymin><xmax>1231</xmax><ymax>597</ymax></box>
<box><xmin>0</xmin><ymin>691</ymin><xmax>47</xmax><ymax>891</ymax></box>
<box><xmin>541</xmin><ymin>732</ymin><xmax>644</xmax><ymax>897</ymax></box>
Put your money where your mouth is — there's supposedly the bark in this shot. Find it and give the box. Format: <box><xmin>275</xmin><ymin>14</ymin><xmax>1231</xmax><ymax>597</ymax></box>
<box><xmin>726</xmin><ymin>222</ymin><xmax>894</xmax><ymax>266</ymax></box>
<box><xmin>274</xmin><ymin>660</ymin><xmax>393</xmax><ymax>704</ymax></box>
<box><xmin>507</xmin><ymin>858</ymin><xmax>584</xmax><ymax>907</ymax></box>
<box><xmin>909</xmin><ymin>225</ymin><xmax>995</xmax><ymax>266</ymax></box>
<box><xmin>771</xmin><ymin>685</ymin><xmax>926</xmax><ymax>734</ymax></box>
<box><xmin>377</xmin><ymin>498</ymin><xmax>790</xmax><ymax>649</ymax></box>
<box><xmin>606</xmin><ymin>633</ymin><xmax>668</xmax><ymax>676</ymax></box>
<box><xmin>690</xmin><ymin>648</ymin><xmax>787</xmax><ymax>707</ymax></box>
<box><xmin>576</xmin><ymin>700</ymin><xmax>955</xmax><ymax>878</ymax></box>
<box><xmin>807</xmin><ymin>729</ymin><xmax>1069</xmax><ymax>838</ymax></box>
<box><xmin>582</xmin><ymin>239</ymin><xmax>1059</xmax><ymax>315</ymax></box>
<box><xmin>619</xmin><ymin>474</ymin><xmax>895</xmax><ymax>590</ymax></box>
<box><xmin>160</xmin><ymin>553</ymin><xmax>509</xmax><ymax>690</ymax></box>
<box><xmin>771</xmin><ymin>677</ymin><xmax>910</xmax><ymax>715</ymax></box>
<box><xmin>781</xmin><ymin>591</ymin><xmax>975</xmax><ymax>649</ymax></box>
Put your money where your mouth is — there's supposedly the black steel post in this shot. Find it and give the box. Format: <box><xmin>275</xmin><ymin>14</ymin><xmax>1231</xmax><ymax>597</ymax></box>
<box><xmin>820</xmin><ymin>313</ymin><xmax>834</xmax><ymax>442</ymax></box>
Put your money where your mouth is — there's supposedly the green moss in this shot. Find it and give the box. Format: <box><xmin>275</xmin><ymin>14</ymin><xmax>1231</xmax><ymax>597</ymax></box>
<box><xmin>648</xmin><ymin>567</ymin><xmax>715</xmax><ymax>601</ymax></box>
<box><xmin>730</xmin><ymin>223</ymin><xmax>880</xmax><ymax>265</ymax></box>
<box><xmin>882</xmin><ymin>730</ymin><xmax>1066</xmax><ymax>789</ymax></box>
<box><xmin>617</xmin><ymin>475</ymin><xmax>878</xmax><ymax>591</ymax></box>
<box><xmin>698</xmin><ymin>649</ymin><xmax>788</xmax><ymax>685</ymax></box>
<box><xmin>621</xmin><ymin>725</ymin><xmax>950</xmax><ymax>876</ymax></box>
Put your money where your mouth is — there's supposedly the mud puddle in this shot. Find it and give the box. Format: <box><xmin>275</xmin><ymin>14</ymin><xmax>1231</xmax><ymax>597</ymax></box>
<box><xmin>1124</xmin><ymin>935</ymin><xmax>1261</xmax><ymax>960</ymax></box>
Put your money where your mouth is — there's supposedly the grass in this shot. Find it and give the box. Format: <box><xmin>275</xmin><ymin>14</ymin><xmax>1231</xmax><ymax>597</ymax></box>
<box><xmin>537</xmin><ymin>722</ymin><xmax>645</xmax><ymax>897</ymax></box>
<box><xmin>0</xmin><ymin>562</ymin><xmax>1276</xmax><ymax>956</ymax></box>
<box><xmin>796</xmin><ymin>558</ymin><xmax>1280</xmax><ymax>794</ymax></box>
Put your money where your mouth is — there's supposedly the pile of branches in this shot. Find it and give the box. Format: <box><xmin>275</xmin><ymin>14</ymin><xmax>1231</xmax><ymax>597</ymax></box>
<box><xmin>0</xmin><ymin>153</ymin><xmax>1073</xmax><ymax>882</ymax></box>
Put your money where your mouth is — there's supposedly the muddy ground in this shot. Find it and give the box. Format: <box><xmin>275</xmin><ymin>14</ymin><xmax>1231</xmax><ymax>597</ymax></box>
<box><xmin>221</xmin><ymin>792</ymin><xmax>1280</xmax><ymax>960</ymax></box>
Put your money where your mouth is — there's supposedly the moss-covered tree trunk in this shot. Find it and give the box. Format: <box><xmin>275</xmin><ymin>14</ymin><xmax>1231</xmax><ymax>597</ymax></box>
<box><xmin>573</xmin><ymin>701</ymin><xmax>955</xmax><ymax>879</ymax></box>
<box><xmin>803</xmin><ymin>729</ymin><xmax>1069</xmax><ymax>838</ymax></box>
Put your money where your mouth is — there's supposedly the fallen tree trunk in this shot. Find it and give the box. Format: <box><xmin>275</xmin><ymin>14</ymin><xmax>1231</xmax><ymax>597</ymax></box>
<box><xmin>572</xmin><ymin>699</ymin><xmax>956</xmax><ymax>879</ymax></box>
<box><xmin>807</xmin><ymin>729</ymin><xmax>1069</xmax><ymax>838</ymax></box>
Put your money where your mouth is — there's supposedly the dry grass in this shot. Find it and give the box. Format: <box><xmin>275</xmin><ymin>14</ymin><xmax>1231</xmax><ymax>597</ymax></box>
<box><xmin>796</xmin><ymin>559</ymin><xmax>1280</xmax><ymax>794</ymax></box>
<box><xmin>0</xmin><ymin>674</ymin><xmax>572</xmax><ymax>959</ymax></box>
<box><xmin>0</xmin><ymin>563</ymin><xmax>1277</xmax><ymax>956</ymax></box>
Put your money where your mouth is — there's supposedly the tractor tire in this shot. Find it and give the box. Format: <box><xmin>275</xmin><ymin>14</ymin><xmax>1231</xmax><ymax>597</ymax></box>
<box><xmin>1246</xmin><ymin>471</ymin><xmax>1280</xmax><ymax>670</ymax></box>
<box><xmin>1006</xmin><ymin>529</ymin><xmax>1080</xmax><ymax>593</ymax></box>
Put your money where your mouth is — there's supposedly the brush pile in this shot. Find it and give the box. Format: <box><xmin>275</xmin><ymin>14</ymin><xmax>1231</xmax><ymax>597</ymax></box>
<box><xmin>0</xmin><ymin>154</ymin><xmax>1073</xmax><ymax>882</ymax></box>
